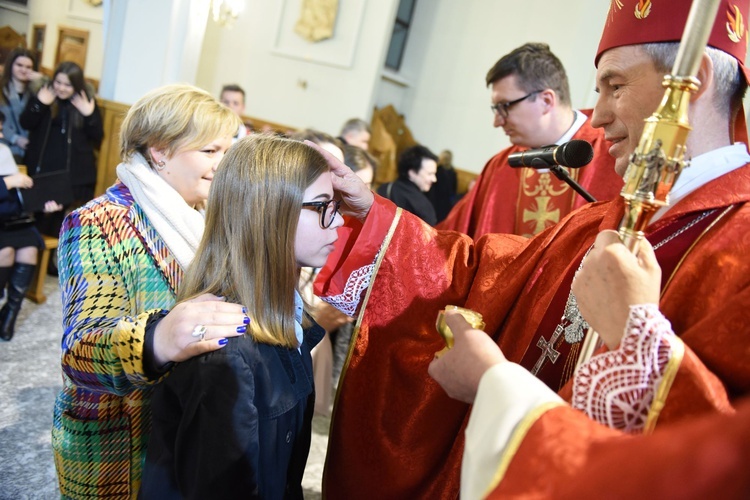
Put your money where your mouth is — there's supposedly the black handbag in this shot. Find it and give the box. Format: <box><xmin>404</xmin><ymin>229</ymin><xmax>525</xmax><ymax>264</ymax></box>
<box><xmin>21</xmin><ymin>110</ymin><xmax>75</xmax><ymax>212</ymax></box>
<box><xmin>0</xmin><ymin>212</ymin><xmax>35</xmax><ymax>230</ymax></box>
<box><xmin>19</xmin><ymin>170</ymin><xmax>74</xmax><ymax>212</ymax></box>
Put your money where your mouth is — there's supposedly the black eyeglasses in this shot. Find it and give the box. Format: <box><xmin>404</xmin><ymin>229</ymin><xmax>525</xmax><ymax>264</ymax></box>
<box><xmin>490</xmin><ymin>90</ymin><xmax>543</xmax><ymax>119</ymax></box>
<box><xmin>302</xmin><ymin>199</ymin><xmax>341</xmax><ymax>228</ymax></box>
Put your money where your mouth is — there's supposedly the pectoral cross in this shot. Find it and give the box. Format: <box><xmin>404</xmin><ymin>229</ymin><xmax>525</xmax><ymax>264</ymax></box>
<box><xmin>531</xmin><ymin>325</ymin><xmax>563</xmax><ymax>375</ymax></box>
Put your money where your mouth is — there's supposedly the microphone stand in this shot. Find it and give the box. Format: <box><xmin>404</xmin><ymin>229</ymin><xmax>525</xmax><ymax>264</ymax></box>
<box><xmin>531</xmin><ymin>159</ymin><xmax>597</xmax><ymax>203</ymax></box>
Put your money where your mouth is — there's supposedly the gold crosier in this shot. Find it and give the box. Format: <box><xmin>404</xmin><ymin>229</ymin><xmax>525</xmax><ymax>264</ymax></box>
<box><xmin>576</xmin><ymin>0</ymin><xmax>724</xmax><ymax>368</ymax></box>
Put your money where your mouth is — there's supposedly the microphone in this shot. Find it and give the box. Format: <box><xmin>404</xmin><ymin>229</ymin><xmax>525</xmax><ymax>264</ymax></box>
<box><xmin>508</xmin><ymin>140</ymin><xmax>594</xmax><ymax>169</ymax></box>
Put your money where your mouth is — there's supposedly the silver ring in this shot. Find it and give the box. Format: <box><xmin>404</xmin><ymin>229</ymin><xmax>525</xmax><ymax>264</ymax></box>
<box><xmin>191</xmin><ymin>324</ymin><xmax>207</xmax><ymax>341</ymax></box>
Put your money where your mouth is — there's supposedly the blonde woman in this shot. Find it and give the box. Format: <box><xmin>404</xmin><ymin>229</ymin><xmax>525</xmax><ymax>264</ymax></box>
<box><xmin>140</xmin><ymin>135</ymin><xmax>343</xmax><ymax>498</ymax></box>
<box><xmin>52</xmin><ymin>84</ymin><xmax>247</xmax><ymax>498</ymax></box>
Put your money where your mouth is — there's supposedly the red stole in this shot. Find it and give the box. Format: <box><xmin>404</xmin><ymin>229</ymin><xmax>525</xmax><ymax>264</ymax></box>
<box><xmin>514</xmin><ymin>168</ymin><xmax>583</xmax><ymax>236</ymax></box>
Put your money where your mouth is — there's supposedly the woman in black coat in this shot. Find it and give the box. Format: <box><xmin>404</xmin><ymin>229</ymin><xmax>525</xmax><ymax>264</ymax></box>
<box><xmin>20</xmin><ymin>61</ymin><xmax>103</xmax><ymax>238</ymax></box>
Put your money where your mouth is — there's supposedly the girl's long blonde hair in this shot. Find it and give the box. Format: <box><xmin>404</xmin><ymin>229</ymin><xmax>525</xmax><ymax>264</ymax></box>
<box><xmin>178</xmin><ymin>134</ymin><xmax>329</xmax><ymax>347</ymax></box>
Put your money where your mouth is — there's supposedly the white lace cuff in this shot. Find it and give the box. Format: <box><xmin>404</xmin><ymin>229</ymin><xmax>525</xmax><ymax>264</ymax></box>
<box><xmin>320</xmin><ymin>263</ymin><xmax>375</xmax><ymax>317</ymax></box>
<box><xmin>572</xmin><ymin>304</ymin><xmax>674</xmax><ymax>433</ymax></box>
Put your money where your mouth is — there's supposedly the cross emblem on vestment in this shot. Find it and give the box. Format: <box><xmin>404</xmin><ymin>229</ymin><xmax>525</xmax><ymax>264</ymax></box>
<box><xmin>523</xmin><ymin>196</ymin><xmax>561</xmax><ymax>235</ymax></box>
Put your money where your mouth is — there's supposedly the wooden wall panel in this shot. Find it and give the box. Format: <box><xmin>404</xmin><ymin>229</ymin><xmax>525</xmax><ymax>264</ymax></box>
<box><xmin>94</xmin><ymin>98</ymin><xmax>129</xmax><ymax>196</ymax></box>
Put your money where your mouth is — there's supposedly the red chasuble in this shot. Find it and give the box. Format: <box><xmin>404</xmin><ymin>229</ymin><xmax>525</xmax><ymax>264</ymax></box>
<box><xmin>485</xmin><ymin>399</ymin><xmax>750</xmax><ymax>499</ymax></box>
<box><xmin>439</xmin><ymin>111</ymin><xmax>623</xmax><ymax>238</ymax></box>
<box><xmin>316</xmin><ymin>165</ymin><xmax>750</xmax><ymax>499</ymax></box>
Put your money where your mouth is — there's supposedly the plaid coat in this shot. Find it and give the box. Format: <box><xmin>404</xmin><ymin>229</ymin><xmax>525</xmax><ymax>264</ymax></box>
<box><xmin>52</xmin><ymin>182</ymin><xmax>184</xmax><ymax>499</ymax></box>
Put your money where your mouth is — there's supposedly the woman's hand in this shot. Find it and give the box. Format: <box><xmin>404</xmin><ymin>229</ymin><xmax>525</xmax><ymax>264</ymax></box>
<box><xmin>15</xmin><ymin>136</ymin><xmax>29</xmax><ymax>150</ymax></box>
<box><xmin>152</xmin><ymin>294</ymin><xmax>249</xmax><ymax>366</ymax></box>
<box><xmin>71</xmin><ymin>90</ymin><xmax>95</xmax><ymax>117</ymax></box>
<box><xmin>37</xmin><ymin>84</ymin><xmax>55</xmax><ymax>105</ymax></box>
<box><xmin>427</xmin><ymin>311</ymin><xmax>506</xmax><ymax>404</ymax></box>
<box><xmin>572</xmin><ymin>230</ymin><xmax>661</xmax><ymax>350</ymax></box>
<box><xmin>3</xmin><ymin>173</ymin><xmax>33</xmax><ymax>190</ymax></box>
<box><xmin>43</xmin><ymin>200</ymin><xmax>64</xmax><ymax>213</ymax></box>
<box><xmin>305</xmin><ymin>140</ymin><xmax>374</xmax><ymax>221</ymax></box>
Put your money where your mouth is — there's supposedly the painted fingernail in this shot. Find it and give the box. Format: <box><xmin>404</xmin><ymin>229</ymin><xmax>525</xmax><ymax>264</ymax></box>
<box><xmin>243</xmin><ymin>316</ymin><xmax>250</xmax><ymax>324</ymax></box>
<box><xmin>242</xmin><ymin>306</ymin><xmax>248</xmax><ymax>314</ymax></box>
<box><xmin>236</xmin><ymin>325</ymin><xmax>247</xmax><ymax>333</ymax></box>
<box><xmin>218</xmin><ymin>338</ymin><xmax>228</xmax><ymax>346</ymax></box>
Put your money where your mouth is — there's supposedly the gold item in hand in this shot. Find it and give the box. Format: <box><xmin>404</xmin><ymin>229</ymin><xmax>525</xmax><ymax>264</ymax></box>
<box><xmin>435</xmin><ymin>305</ymin><xmax>485</xmax><ymax>349</ymax></box>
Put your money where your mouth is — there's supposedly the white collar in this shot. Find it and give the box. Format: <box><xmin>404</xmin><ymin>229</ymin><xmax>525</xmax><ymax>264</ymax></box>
<box><xmin>653</xmin><ymin>143</ymin><xmax>749</xmax><ymax>221</ymax></box>
<box><xmin>556</xmin><ymin>109</ymin><xmax>587</xmax><ymax>145</ymax></box>
<box><xmin>532</xmin><ymin>110</ymin><xmax>587</xmax><ymax>173</ymax></box>
<box><xmin>294</xmin><ymin>290</ymin><xmax>304</xmax><ymax>351</ymax></box>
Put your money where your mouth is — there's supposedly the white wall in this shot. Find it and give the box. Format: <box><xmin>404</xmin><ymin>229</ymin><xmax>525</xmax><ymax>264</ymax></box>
<box><xmin>378</xmin><ymin>0</ymin><xmax>611</xmax><ymax>173</ymax></box>
<box><xmin>5</xmin><ymin>0</ymin><xmax>746</xmax><ymax>174</ymax></box>
<box><xmin>196</xmin><ymin>0</ymin><xmax>399</xmax><ymax>137</ymax></box>
<box><xmin>0</xmin><ymin>2</ymin><xmax>29</xmax><ymax>35</ymax></box>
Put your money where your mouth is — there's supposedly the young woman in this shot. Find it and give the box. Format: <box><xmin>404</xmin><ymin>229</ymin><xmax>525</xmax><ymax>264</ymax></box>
<box><xmin>0</xmin><ymin>110</ymin><xmax>60</xmax><ymax>341</ymax></box>
<box><xmin>52</xmin><ymin>84</ymin><xmax>247</xmax><ymax>498</ymax></box>
<box><xmin>0</xmin><ymin>48</ymin><xmax>39</xmax><ymax>162</ymax></box>
<box><xmin>140</xmin><ymin>135</ymin><xmax>343</xmax><ymax>499</ymax></box>
<box><xmin>20</xmin><ymin>61</ymin><xmax>104</xmax><ymax>240</ymax></box>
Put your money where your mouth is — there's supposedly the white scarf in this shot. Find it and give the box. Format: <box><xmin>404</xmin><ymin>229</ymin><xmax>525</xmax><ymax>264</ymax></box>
<box><xmin>116</xmin><ymin>154</ymin><xmax>204</xmax><ymax>270</ymax></box>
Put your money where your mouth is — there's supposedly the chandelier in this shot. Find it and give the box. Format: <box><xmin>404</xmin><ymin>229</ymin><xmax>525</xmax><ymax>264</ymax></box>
<box><xmin>211</xmin><ymin>0</ymin><xmax>244</xmax><ymax>27</ymax></box>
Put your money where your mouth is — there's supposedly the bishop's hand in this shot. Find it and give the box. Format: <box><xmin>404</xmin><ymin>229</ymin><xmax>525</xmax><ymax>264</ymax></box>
<box><xmin>428</xmin><ymin>311</ymin><xmax>506</xmax><ymax>404</ymax></box>
<box><xmin>305</xmin><ymin>140</ymin><xmax>374</xmax><ymax>221</ymax></box>
<box><xmin>572</xmin><ymin>230</ymin><xmax>661</xmax><ymax>350</ymax></box>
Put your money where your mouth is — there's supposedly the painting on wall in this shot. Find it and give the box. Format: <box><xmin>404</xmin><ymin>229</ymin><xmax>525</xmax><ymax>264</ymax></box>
<box><xmin>272</xmin><ymin>0</ymin><xmax>367</xmax><ymax>69</ymax></box>
<box><xmin>67</xmin><ymin>0</ymin><xmax>103</xmax><ymax>23</ymax></box>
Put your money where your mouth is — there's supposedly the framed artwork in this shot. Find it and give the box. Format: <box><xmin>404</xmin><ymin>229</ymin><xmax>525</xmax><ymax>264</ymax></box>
<box><xmin>271</xmin><ymin>0</ymin><xmax>367</xmax><ymax>69</ymax></box>
<box><xmin>66</xmin><ymin>0</ymin><xmax>103</xmax><ymax>23</ymax></box>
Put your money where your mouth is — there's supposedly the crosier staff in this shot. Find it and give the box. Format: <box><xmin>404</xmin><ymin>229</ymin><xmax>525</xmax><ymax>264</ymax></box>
<box><xmin>576</xmin><ymin>0</ymin><xmax>723</xmax><ymax>368</ymax></box>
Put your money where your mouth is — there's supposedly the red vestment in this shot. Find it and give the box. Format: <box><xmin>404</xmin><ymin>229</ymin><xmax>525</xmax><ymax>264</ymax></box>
<box><xmin>438</xmin><ymin>111</ymin><xmax>623</xmax><ymax>238</ymax></box>
<box><xmin>316</xmin><ymin>164</ymin><xmax>750</xmax><ymax>499</ymax></box>
<box><xmin>485</xmin><ymin>399</ymin><xmax>750</xmax><ymax>499</ymax></box>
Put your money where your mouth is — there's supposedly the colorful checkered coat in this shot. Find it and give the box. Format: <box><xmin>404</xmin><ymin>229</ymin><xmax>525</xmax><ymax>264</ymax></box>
<box><xmin>52</xmin><ymin>182</ymin><xmax>184</xmax><ymax>499</ymax></box>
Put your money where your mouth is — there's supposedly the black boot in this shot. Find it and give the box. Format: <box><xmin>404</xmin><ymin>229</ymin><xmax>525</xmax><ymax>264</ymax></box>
<box><xmin>0</xmin><ymin>266</ymin><xmax>12</xmax><ymax>302</ymax></box>
<box><xmin>0</xmin><ymin>263</ymin><xmax>35</xmax><ymax>341</ymax></box>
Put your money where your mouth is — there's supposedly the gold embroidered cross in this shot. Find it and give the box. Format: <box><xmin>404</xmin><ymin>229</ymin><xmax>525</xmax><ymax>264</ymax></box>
<box><xmin>523</xmin><ymin>196</ymin><xmax>561</xmax><ymax>235</ymax></box>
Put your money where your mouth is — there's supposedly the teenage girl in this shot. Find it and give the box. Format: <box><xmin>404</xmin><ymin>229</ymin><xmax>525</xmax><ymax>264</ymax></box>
<box><xmin>140</xmin><ymin>134</ymin><xmax>344</xmax><ymax>499</ymax></box>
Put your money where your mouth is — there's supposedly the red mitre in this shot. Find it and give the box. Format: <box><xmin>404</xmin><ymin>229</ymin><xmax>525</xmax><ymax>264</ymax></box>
<box><xmin>596</xmin><ymin>0</ymin><xmax>750</xmax><ymax>142</ymax></box>
<box><xmin>596</xmin><ymin>0</ymin><xmax>749</xmax><ymax>70</ymax></box>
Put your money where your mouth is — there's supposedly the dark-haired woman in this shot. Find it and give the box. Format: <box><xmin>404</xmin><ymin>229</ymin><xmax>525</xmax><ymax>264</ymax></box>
<box><xmin>20</xmin><ymin>61</ymin><xmax>103</xmax><ymax>240</ymax></box>
<box><xmin>0</xmin><ymin>48</ymin><xmax>40</xmax><ymax>163</ymax></box>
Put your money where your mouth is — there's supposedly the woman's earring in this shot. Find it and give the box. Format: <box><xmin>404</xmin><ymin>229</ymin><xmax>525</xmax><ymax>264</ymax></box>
<box><xmin>156</xmin><ymin>160</ymin><xmax>166</xmax><ymax>171</ymax></box>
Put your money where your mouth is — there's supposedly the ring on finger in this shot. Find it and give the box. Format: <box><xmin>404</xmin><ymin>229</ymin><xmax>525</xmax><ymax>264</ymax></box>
<box><xmin>191</xmin><ymin>324</ymin><xmax>207</xmax><ymax>341</ymax></box>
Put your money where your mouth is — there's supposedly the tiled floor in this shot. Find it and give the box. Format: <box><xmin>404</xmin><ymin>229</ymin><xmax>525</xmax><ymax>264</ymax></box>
<box><xmin>0</xmin><ymin>276</ymin><xmax>329</xmax><ymax>499</ymax></box>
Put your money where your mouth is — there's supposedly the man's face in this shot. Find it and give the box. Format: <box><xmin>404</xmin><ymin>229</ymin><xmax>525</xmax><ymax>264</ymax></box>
<box><xmin>490</xmin><ymin>74</ymin><xmax>545</xmax><ymax>147</ymax></box>
<box><xmin>592</xmin><ymin>45</ymin><xmax>666</xmax><ymax>176</ymax></box>
<box><xmin>220</xmin><ymin>90</ymin><xmax>246</xmax><ymax>117</ymax></box>
<box><xmin>408</xmin><ymin>158</ymin><xmax>438</xmax><ymax>192</ymax></box>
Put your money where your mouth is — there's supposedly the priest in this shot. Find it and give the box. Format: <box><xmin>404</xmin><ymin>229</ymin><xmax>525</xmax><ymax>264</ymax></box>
<box><xmin>438</xmin><ymin>42</ymin><xmax>623</xmax><ymax>238</ymax></box>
